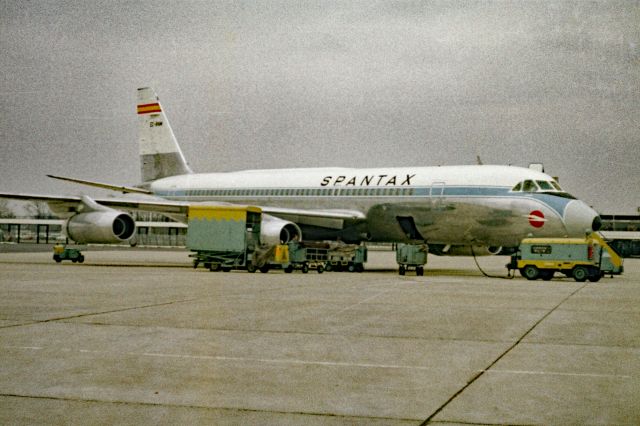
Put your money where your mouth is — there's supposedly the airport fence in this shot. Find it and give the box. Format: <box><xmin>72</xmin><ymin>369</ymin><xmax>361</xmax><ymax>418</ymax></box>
<box><xmin>0</xmin><ymin>220</ymin><xmax>187</xmax><ymax>247</ymax></box>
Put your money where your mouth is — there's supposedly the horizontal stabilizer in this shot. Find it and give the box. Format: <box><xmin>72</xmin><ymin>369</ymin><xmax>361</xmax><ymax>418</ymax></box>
<box><xmin>47</xmin><ymin>174</ymin><xmax>153</xmax><ymax>194</ymax></box>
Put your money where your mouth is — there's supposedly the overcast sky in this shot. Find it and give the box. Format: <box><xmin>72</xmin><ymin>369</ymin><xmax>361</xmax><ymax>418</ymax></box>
<box><xmin>1</xmin><ymin>0</ymin><xmax>638</xmax><ymax>214</ymax></box>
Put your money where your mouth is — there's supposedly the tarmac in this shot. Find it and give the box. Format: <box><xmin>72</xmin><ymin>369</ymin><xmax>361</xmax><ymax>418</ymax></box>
<box><xmin>0</xmin><ymin>246</ymin><xmax>639</xmax><ymax>425</ymax></box>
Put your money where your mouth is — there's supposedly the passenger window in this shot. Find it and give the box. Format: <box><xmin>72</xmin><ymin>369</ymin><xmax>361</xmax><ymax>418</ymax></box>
<box><xmin>536</xmin><ymin>180</ymin><xmax>553</xmax><ymax>190</ymax></box>
<box><xmin>522</xmin><ymin>180</ymin><xmax>538</xmax><ymax>192</ymax></box>
<box><xmin>512</xmin><ymin>182</ymin><xmax>522</xmax><ymax>192</ymax></box>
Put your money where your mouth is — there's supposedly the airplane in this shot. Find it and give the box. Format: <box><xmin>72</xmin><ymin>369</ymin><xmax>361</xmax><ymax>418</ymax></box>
<box><xmin>0</xmin><ymin>87</ymin><xmax>602</xmax><ymax>257</ymax></box>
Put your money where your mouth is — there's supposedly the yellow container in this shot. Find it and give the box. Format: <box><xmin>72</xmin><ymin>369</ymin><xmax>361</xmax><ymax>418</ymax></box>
<box><xmin>273</xmin><ymin>244</ymin><xmax>289</xmax><ymax>263</ymax></box>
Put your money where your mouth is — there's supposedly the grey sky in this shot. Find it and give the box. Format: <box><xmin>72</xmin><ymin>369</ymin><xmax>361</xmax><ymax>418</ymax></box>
<box><xmin>1</xmin><ymin>0</ymin><xmax>638</xmax><ymax>213</ymax></box>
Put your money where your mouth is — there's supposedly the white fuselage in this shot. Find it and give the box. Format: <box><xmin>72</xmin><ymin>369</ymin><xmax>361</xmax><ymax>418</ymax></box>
<box><xmin>149</xmin><ymin>164</ymin><xmax>600</xmax><ymax>247</ymax></box>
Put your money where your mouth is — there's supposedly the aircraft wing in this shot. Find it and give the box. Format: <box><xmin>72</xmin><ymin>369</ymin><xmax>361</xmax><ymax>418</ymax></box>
<box><xmin>0</xmin><ymin>192</ymin><xmax>365</xmax><ymax>230</ymax></box>
<box><xmin>0</xmin><ymin>192</ymin><xmax>190</xmax><ymax>220</ymax></box>
<box><xmin>260</xmin><ymin>206</ymin><xmax>365</xmax><ymax>229</ymax></box>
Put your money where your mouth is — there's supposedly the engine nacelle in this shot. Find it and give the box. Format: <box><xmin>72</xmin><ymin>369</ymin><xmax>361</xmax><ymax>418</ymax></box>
<box><xmin>66</xmin><ymin>211</ymin><xmax>136</xmax><ymax>244</ymax></box>
<box><xmin>261</xmin><ymin>214</ymin><xmax>302</xmax><ymax>246</ymax></box>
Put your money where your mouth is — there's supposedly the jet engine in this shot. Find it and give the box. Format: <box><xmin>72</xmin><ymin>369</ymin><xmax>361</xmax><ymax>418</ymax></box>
<box><xmin>261</xmin><ymin>214</ymin><xmax>302</xmax><ymax>246</ymax></box>
<box><xmin>66</xmin><ymin>211</ymin><xmax>136</xmax><ymax>244</ymax></box>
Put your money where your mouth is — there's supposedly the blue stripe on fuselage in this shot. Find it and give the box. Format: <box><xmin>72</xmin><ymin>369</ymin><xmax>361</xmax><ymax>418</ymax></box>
<box><xmin>154</xmin><ymin>186</ymin><xmax>573</xmax><ymax>217</ymax></box>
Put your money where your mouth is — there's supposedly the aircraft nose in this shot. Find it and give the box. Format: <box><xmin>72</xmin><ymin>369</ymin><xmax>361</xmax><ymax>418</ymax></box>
<box><xmin>564</xmin><ymin>200</ymin><xmax>601</xmax><ymax>236</ymax></box>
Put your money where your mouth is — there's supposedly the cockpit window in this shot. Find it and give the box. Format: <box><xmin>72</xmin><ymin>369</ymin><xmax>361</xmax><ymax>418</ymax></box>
<box><xmin>511</xmin><ymin>178</ymin><xmax>576</xmax><ymax>199</ymax></box>
<box><xmin>512</xmin><ymin>179</ymin><xmax>571</xmax><ymax>197</ymax></box>
<box><xmin>536</xmin><ymin>180</ymin><xmax>553</xmax><ymax>190</ymax></box>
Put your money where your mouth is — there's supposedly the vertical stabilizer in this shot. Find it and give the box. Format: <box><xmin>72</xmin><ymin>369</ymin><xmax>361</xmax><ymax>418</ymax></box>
<box><xmin>137</xmin><ymin>87</ymin><xmax>192</xmax><ymax>182</ymax></box>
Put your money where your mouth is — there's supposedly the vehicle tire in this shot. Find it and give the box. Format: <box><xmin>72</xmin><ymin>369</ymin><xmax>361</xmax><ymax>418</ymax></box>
<box><xmin>356</xmin><ymin>264</ymin><xmax>364</xmax><ymax>273</ymax></box>
<box><xmin>572</xmin><ymin>266</ymin><xmax>588</xmax><ymax>282</ymax></box>
<box><xmin>416</xmin><ymin>266</ymin><xmax>424</xmax><ymax>276</ymax></box>
<box><xmin>78</xmin><ymin>255</ymin><xmax>84</xmax><ymax>264</ymax></box>
<box><xmin>302</xmin><ymin>263</ymin><xmax>309</xmax><ymax>274</ymax></box>
<box><xmin>284</xmin><ymin>265</ymin><xmax>294</xmax><ymax>274</ymax></box>
<box><xmin>259</xmin><ymin>265</ymin><xmax>270</xmax><ymax>273</ymax></box>
<box><xmin>324</xmin><ymin>263</ymin><xmax>333</xmax><ymax>272</ymax></box>
<box><xmin>71</xmin><ymin>258</ymin><xmax>77</xmax><ymax>263</ymax></box>
<box><xmin>348</xmin><ymin>264</ymin><xmax>356</xmax><ymax>273</ymax></box>
<box><xmin>399</xmin><ymin>266</ymin><xmax>406</xmax><ymax>276</ymax></box>
<box><xmin>53</xmin><ymin>255</ymin><xmax>62</xmax><ymax>263</ymax></box>
<box><xmin>540</xmin><ymin>270</ymin><xmax>554</xmax><ymax>281</ymax></box>
<box><xmin>203</xmin><ymin>262</ymin><xmax>211</xmax><ymax>270</ymax></box>
<box><xmin>209</xmin><ymin>263</ymin><xmax>221</xmax><ymax>272</ymax></box>
<box><xmin>222</xmin><ymin>267</ymin><xmax>232</xmax><ymax>272</ymax></box>
<box><xmin>317</xmin><ymin>265</ymin><xmax>324</xmax><ymax>274</ymax></box>
<box><xmin>588</xmin><ymin>271</ymin><xmax>602</xmax><ymax>282</ymax></box>
<box><xmin>521</xmin><ymin>265</ymin><xmax>539</xmax><ymax>280</ymax></box>
<box><xmin>247</xmin><ymin>264</ymin><xmax>257</xmax><ymax>273</ymax></box>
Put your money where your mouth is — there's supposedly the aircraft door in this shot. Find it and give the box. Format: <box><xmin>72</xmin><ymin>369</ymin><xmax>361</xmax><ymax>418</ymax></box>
<box><xmin>430</xmin><ymin>182</ymin><xmax>445</xmax><ymax>209</ymax></box>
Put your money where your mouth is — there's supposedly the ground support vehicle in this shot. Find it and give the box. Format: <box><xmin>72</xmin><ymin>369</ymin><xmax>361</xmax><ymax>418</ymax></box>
<box><xmin>52</xmin><ymin>244</ymin><xmax>84</xmax><ymax>263</ymax></box>
<box><xmin>187</xmin><ymin>206</ymin><xmax>262</xmax><ymax>272</ymax></box>
<box><xmin>507</xmin><ymin>233</ymin><xmax>623</xmax><ymax>282</ymax></box>
<box><xmin>324</xmin><ymin>244</ymin><xmax>367</xmax><ymax>272</ymax></box>
<box><xmin>396</xmin><ymin>243</ymin><xmax>428</xmax><ymax>276</ymax></box>
<box><xmin>280</xmin><ymin>241</ymin><xmax>328</xmax><ymax>273</ymax></box>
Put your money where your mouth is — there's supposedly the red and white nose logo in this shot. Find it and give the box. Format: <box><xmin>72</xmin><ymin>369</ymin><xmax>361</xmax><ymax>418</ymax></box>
<box><xmin>528</xmin><ymin>210</ymin><xmax>545</xmax><ymax>228</ymax></box>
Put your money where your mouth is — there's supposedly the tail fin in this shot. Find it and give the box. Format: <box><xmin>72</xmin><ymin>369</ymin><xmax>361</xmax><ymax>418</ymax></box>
<box><xmin>137</xmin><ymin>87</ymin><xmax>192</xmax><ymax>182</ymax></box>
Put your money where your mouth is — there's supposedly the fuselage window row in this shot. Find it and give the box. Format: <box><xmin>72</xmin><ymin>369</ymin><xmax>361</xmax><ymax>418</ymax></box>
<box><xmin>176</xmin><ymin>187</ymin><xmax>418</xmax><ymax>198</ymax></box>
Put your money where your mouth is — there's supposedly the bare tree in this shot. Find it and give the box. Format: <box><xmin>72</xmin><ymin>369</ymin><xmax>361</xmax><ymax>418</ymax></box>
<box><xmin>24</xmin><ymin>201</ymin><xmax>56</xmax><ymax>219</ymax></box>
<box><xmin>0</xmin><ymin>199</ymin><xmax>16</xmax><ymax>218</ymax></box>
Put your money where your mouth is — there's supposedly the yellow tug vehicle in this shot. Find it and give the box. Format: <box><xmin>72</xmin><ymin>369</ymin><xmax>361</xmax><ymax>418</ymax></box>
<box><xmin>507</xmin><ymin>233</ymin><xmax>623</xmax><ymax>282</ymax></box>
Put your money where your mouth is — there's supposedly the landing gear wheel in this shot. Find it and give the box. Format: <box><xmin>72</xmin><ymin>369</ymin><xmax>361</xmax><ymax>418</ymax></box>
<box><xmin>521</xmin><ymin>265</ymin><xmax>539</xmax><ymax>280</ymax></box>
<box><xmin>572</xmin><ymin>266</ymin><xmax>588</xmax><ymax>282</ymax></box>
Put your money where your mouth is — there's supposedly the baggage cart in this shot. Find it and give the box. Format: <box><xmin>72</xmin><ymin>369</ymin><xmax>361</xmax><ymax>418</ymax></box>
<box><xmin>52</xmin><ymin>244</ymin><xmax>85</xmax><ymax>263</ymax></box>
<box><xmin>282</xmin><ymin>241</ymin><xmax>328</xmax><ymax>273</ymax></box>
<box><xmin>325</xmin><ymin>244</ymin><xmax>367</xmax><ymax>272</ymax></box>
<box><xmin>396</xmin><ymin>243</ymin><xmax>428</xmax><ymax>276</ymax></box>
